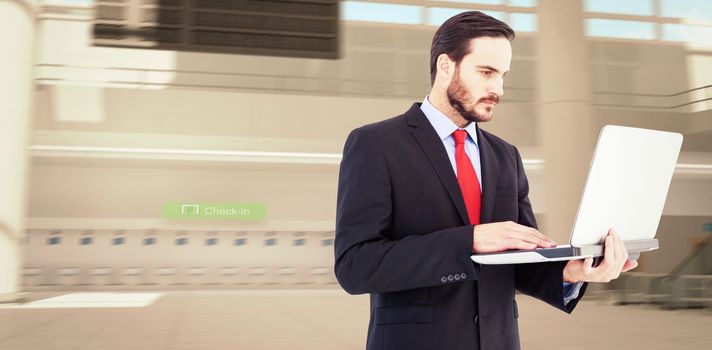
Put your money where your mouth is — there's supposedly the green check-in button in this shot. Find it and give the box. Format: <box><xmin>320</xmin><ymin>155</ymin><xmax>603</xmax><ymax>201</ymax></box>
<box><xmin>163</xmin><ymin>202</ymin><xmax>266</xmax><ymax>220</ymax></box>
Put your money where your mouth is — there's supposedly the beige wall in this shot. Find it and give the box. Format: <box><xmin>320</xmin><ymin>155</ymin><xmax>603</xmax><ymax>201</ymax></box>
<box><xmin>22</xmin><ymin>7</ymin><xmax>712</xmax><ymax>278</ymax></box>
<box><xmin>28</xmin><ymin>160</ymin><xmax>339</xmax><ymax>225</ymax></box>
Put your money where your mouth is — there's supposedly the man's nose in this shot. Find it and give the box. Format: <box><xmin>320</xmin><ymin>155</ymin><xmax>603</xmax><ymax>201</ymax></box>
<box><xmin>488</xmin><ymin>77</ymin><xmax>504</xmax><ymax>97</ymax></box>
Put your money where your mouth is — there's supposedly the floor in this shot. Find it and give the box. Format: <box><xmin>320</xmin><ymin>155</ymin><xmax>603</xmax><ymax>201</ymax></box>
<box><xmin>0</xmin><ymin>289</ymin><xmax>709</xmax><ymax>350</ymax></box>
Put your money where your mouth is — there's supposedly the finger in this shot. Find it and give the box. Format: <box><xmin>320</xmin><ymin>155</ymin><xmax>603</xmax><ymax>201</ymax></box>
<box><xmin>525</xmin><ymin>227</ymin><xmax>557</xmax><ymax>245</ymax></box>
<box><xmin>604</xmin><ymin>234</ymin><xmax>614</xmax><ymax>263</ymax></box>
<box><xmin>506</xmin><ymin>224</ymin><xmax>555</xmax><ymax>246</ymax></box>
<box><xmin>600</xmin><ymin>235</ymin><xmax>614</xmax><ymax>272</ymax></box>
<box><xmin>510</xmin><ymin>231</ymin><xmax>554</xmax><ymax>248</ymax></box>
<box><xmin>582</xmin><ymin>257</ymin><xmax>595</xmax><ymax>277</ymax></box>
<box><xmin>621</xmin><ymin>259</ymin><xmax>638</xmax><ymax>272</ymax></box>
<box><xmin>610</xmin><ymin>230</ymin><xmax>621</xmax><ymax>270</ymax></box>
<box><xmin>613</xmin><ymin>230</ymin><xmax>628</xmax><ymax>271</ymax></box>
<box><xmin>509</xmin><ymin>223</ymin><xmax>556</xmax><ymax>245</ymax></box>
<box><xmin>508</xmin><ymin>239</ymin><xmax>537</xmax><ymax>250</ymax></box>
<box><xmin>616</xmin><ymin>230</ymin><xmax>629</xmax><ymax>261</ymax></box>
<box><xmin>611</xmin><ymin>232</ymin><xmax>629</xmax><ymax>279</ymax></box>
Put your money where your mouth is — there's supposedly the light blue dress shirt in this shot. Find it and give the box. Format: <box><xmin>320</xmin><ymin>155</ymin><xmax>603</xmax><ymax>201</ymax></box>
<box><xmin>419</xmin><ymin>96</ymin><xmax>483</xmax><ymax>190</ymax></box>
<box><xmin>419</xmin><ymin>96</ymin><xmax>582</xmax><ymax>305</ymax></box>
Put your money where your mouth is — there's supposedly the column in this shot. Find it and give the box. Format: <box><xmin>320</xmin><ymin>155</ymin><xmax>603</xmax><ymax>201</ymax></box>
<box><xmin>535</xmin><ymin>0</ymin><xmax>598</xmax><ymax>243</ymax></box>
<box><xmin>0</xmin><ymin>0</ymin><xmax>37</xmax><ymax>303</ymax></box>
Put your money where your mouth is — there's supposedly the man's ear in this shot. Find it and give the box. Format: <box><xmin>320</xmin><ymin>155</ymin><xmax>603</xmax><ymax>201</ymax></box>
<box><xmin>436</xmin><ymin>53</ymin><xmax>454</xmax><ymax>80</ymax></box>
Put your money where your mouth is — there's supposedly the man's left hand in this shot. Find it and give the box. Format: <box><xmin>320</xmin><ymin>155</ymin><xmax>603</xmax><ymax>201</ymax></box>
<box><xmin>562</xmin><ymin>229</ymin><xmax>638</xmax><ymax>283</ymax></box>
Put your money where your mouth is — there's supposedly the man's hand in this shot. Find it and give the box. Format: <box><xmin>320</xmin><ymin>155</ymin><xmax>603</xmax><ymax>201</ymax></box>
<box><xmin>562</xmin><ymin>229</ymin><xmax>638</xmax><ymax>283</ymax></box>
<box><xmin>472</xmin><ymin>221</ymin><xmax>557</xmax><ymax>253</ymax></box>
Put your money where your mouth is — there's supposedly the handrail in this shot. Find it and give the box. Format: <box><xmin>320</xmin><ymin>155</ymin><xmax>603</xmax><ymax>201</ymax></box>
<box><xmin>668</xmin><ymin>234</ymin><xmax>712</xmax><ymax>275</ymax></box>
<box><xmin>34</xmin><ymin>63</ymin><xmax>712</xmax><ymax>109</ymax></box>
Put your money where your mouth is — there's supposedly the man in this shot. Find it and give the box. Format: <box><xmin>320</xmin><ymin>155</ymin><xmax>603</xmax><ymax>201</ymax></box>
<box><xmin>334</xmin><ymin>11</ymin><xmax>638</xmax><ymax>350</ymax></box>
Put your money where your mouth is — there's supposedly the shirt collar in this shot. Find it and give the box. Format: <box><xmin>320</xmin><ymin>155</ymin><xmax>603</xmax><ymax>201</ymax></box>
<box><xmin>420</xmin><ymin>96</ymin><xmax>479</xmax><ymax>146</ymax></box>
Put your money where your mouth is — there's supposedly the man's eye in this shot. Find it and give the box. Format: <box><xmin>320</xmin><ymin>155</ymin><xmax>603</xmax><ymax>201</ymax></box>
<box><xmin>480</xmin><ymin>70</ymin><xmax>493</xmax><ymax>76</ymax></box>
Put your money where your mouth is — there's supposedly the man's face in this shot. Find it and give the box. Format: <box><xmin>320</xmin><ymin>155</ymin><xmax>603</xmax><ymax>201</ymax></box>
<box><xmin>446</xmin><ymin>37</ymin><xmax>512</xmax><ymax>123</ymax></box>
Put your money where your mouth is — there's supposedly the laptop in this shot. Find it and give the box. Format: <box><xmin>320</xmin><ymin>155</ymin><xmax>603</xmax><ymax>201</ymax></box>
<box><xmin>471</xmin><ymin>125</ymin><xmax>683</xmax><ymax>265</ymax></box>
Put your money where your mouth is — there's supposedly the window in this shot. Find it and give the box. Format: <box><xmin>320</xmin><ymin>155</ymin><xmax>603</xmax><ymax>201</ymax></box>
<box><xmin>321</xmin><ymin>239</ymin><xmax>334</xmax><ymax>246</ymax></box>
<box><xmin>80</xmin><ymin>237</ymin><xmax>93</xmax><ymax>245</ymax></box>
<box><xmin>234</xmin><ymin>238</ymin><xmax>247</xmax><ymax>246</ymax></box>
<box><xmin>508</xmin><ymin>0</ymin><xmax>536</xmax><ymax>7</ymax></box>
<box><xmin>294</xmin><ymin>238</ymin><xmax>306</xmax><ymax>246</ymax></box>
<box><xmin>585</xmin><ymin>19</ymin><xmax>655</xmax><ymax>40</ymax></box>
<box><xmin>660</xmin><ymin>0</ymin><xmax>712</xmax><ymax>21</ymax></box>
<box><xmin>47</xmin><ymin>237</ymin><xmax>61</xmax><ymax>245</ymax></box>
<box><xmin>583</xmin><ymin>0</ymin><xmax>712</xmax><ymax>42</ymax></box>
<box><xmin>265</xmin><ymin>238</ymin><xmax>277</xmax><ymax>246</ymax></box>
<box><xmin>143</xmin><ymin>237</ymin><xmax>155</xmax><ymax>245</ymax></box>
<box><xmin>176</xmin><ymin>238</ymin><xmax>188</xmax><ymax>245</ymax></box>
<box><xmin>662</xmin><ymin>24</ymin><xmax>712</xmax><ymax>44</ymax></box>
<box><xmin>342</xmin><ymin>1</ymin><xmax>423</xmax><ymax>25</ymax></box>
<box><xmin>428</xmin><ymin>8</ymin><xmax>504</xmax><ymax>26</ymax></box>
<box><xmin>584</xmin><ymin>0</ymin><xmax>653</xmax><ymax>16</ymax></box>
<box><xmin>206</xmin><ymin>238</ymin><xmax>218</xmax><ymax>246</ymax></box>
<box><xmin>509</xmin><ymin>13</ymin><xmax>537</xmax><ymax>32</ymax></box>
<box><xmin>341</xmin><ymin>0</ymin><xmax>539</xmax><ymax>31</ymax></box>
<box><xmin>112</xmin><ymin>237</ymin><xmax>125</xmax><ymax>245</ymax></box>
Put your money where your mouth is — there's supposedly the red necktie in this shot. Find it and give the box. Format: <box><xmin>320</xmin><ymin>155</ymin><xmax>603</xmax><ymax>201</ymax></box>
<box><xmin>453</xmin><ymin>130</ymin><xmax>481</xmax><ymax>225</ymax></box>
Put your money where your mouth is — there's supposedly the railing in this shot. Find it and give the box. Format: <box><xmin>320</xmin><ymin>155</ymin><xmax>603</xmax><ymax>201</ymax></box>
<box><xmin>34</xmin><ymin>63</ymin><xmax>712</xmax><ymax>111</ymax></box>
<box><xmin>611</xmin><ymin>235</ymin><xmax>712</xmax><ymax>310</ymax></box>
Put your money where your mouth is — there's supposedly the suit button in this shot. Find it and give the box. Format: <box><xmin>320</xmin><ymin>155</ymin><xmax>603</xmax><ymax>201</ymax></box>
<box><xmin>441</xmin><ymin>276</ymin><xmax>447</xmax><ymax>283</ymax></box>
<box><xmin>454</xmin><ymin>273</ymin><xmax>461</xmax><ymax>281</ymax></box>
<box><xmin>461</xmin><ymin>273</ymin><xmax>467</xmax><ymax>279</ymax></box>
<box><xmin>447</xmin><ymin>275</ymin><xmax>454</xmax><ymax>281</ymax></box>
<box><xmin>474</xmin><ymin>315</ymin><xmax>479</xmax><ymax>323</ymax></box>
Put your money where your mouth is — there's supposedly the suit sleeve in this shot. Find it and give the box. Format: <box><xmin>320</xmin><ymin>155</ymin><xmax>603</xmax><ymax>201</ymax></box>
<box><xmin>511</xmin><ymin>147</ymin><xmax>588</xmax><ymax>313</ymax></box>
<box><xmin>334</xmin><ymin>127</ymin><xmax>477</xmax><ymax>295</ymax></box>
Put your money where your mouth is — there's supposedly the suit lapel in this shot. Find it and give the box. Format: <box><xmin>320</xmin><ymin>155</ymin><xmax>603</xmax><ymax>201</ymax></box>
<box><xmin>476</xmin><ymin>125</ymin><xmax>499</xmax><ymax>224</ymax></box>
<box><xmin>405</xmin><ymin>104</ymin><xmax>470</xmax><ymax>225</ymax></box>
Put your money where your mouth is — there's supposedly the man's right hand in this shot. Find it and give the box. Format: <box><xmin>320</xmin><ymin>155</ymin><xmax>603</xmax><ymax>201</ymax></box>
<box><xmin>472</xmin><ymin>221</ymin><xmax>557</xmax><ymax>253</ymax></box>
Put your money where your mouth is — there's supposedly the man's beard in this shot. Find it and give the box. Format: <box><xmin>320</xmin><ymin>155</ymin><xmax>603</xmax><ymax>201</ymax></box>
<box><xmin>446</xmin><ymin>68</ymin><xmax>499</xmax><ymax>123</ymax></box>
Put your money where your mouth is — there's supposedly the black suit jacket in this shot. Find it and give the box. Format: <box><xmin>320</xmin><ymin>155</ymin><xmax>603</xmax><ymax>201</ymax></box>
<box><xmin>334</xmin><ymin>103</ymin><xmax>587</xmax><ymax>350</ymax></box>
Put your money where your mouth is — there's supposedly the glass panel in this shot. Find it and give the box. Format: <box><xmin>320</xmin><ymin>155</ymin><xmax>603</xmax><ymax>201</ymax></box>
<box><xmin>508</xmin><ymin>0</ymin><xmax>536</xmax><ymax>7</ymax></box>
<box><xmin>433</xmin><ymin>0</ymin><xmax>504</xmax><ymax>4</ymax></box>
<box><xmin>234</xmin><ymin>238</ymin><xmax>246</xmax><ymax>246</ymax></box>
<box><xmin>584</xmin><ymin>0</ymin><xmax>653</xmax><ymax>16</ymax></box>
<box><xmin>80</xmin><ymin>237</ymin><xmax>93</xmax><ymax>245</ymax></box>
<box><xmin>206</xmin><ymin>238</ymin><xmax>218</xmax><ymax>245</ymax></box>
<box><xmin>585</xmin><ymin>19</ymin><xmax>655</xmax><ymax>40</ymax></box>
<box><xmin>321</xmin><ymin>238</ymin><xmax>334</xmax><ymax>246</ymax></box>
<box><xmin>175</xmin><ymin>237</ymin><xmax>188</xmax><ymax>245</ymax></box>
<box><xmin>265</xmin><ymin>238</ymin><xmax>277</xmax><ymax>246</ymax></box>
<box><xmin>143</xmin><ymin>237</ymin><xmax>155</xmax><ymax>245</ymax></box>
<box><xmin>428</xmin><ymin>7</ymin><xmax>504</xmax><ymax>26</ymax></box>
<box><xmin>342</xmin><ymin>1</ymin><xmax>423</xmax><ymax>25</ymax></box>
<box><xmin>663</xmin><ymin>24</ymin><xmax>712</xmax><ymax>43</ymax></box>
<box><xmin>660</xmin><ymin>0</ymin><xmax>712</xmax><ymax>21</ymax></box>
<box><xmin>294</xmin><ymin>238</ymin><xmax>306</xmax><ymax>246</ymax></box>
<box><xmin>112</xmin><ymin>237</ymin><xmax>125</xmax><ymax>245</ymax></box>
<box><xmin>509</xmin><ymin>13</ymin><xmax>537</xmax><ymax>32</ymax></box>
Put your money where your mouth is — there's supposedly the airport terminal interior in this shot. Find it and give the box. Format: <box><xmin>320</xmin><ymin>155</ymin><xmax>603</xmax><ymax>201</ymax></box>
<box><xmin>1</xmin><ymin>0</ymin><xmax>711</xmax><ymax>349</ymax></box>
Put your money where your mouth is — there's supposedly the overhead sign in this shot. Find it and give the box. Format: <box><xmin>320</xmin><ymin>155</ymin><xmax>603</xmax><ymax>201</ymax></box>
<box><xmin>163</xmin><ymin>202</ymin><xmax>266</xmax><ymax>220</ymax></box>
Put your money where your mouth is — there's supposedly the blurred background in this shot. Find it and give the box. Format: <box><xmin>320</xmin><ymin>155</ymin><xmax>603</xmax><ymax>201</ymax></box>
<box><xmin>0</xmin><ymin>0</ymin><xmax>711</xmax><ymax>349</ymax></box>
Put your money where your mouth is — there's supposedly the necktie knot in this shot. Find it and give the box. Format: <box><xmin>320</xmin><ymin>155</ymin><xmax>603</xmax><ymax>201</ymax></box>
<box><xmin>453</xmin><ymin>129</ymin><xmax>468</xmax><ymax>145</ymax></box>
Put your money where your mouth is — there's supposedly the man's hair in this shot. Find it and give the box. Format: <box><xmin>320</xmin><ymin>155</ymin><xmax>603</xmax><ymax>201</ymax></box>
<box><xmin>429</xmin><ymin>11</ymin><xmax>515</xmax><ymax>85</ymax></box>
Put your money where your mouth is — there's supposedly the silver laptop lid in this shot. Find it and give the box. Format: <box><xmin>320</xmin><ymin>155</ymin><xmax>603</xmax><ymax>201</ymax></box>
<box><xmin>570</xmin><ymin>125</ymin><xmax>683</xmax><ymax>246</ymax></box>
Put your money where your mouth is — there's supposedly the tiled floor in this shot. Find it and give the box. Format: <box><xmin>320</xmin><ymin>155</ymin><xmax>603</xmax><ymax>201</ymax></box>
<box><xmin>0</xmin><ymin>289</ymin><xmax>709</xmax><ymax>350</ymax></box>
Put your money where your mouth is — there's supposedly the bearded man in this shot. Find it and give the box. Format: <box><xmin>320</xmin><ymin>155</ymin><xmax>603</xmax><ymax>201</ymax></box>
<box><xmin>334</xmin><ymin>11</ymin><xmax>637</xmax><ymax>350</ymax></box>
